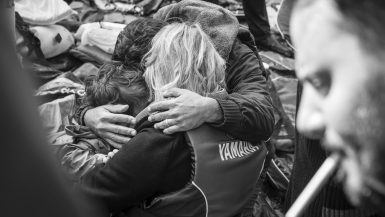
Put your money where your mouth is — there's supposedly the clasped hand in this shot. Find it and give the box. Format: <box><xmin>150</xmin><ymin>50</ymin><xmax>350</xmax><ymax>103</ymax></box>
<box><xmin>84</xmin><ymin>88</ymin><xmax>221</xmax><ymax>149</ymax></box>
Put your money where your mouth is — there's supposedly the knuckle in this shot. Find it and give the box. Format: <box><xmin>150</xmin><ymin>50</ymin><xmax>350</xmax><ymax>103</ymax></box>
<box><xmin>95</xmin><ymin>123</ymin><xmax>104</xmax><ymax>131</ymax></box>
<box><xmin>100</xmin><ymin>115</ymin><xmax>109</xmax><ymax>122</ymax></box>
<box><xmin>155</xmin><ymin>114</ymin><xmax>164</xmax><ymax>121</ymax></box>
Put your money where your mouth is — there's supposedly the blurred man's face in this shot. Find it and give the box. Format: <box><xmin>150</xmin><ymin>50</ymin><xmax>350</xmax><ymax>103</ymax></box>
<box><xmin>292</xmin><ymin>0</ymin><xmax>385</xmax><ymax>206</ymax></box>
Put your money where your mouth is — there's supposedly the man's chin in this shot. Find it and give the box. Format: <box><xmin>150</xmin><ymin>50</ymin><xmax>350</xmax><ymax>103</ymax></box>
<box><xmin>340</xmin><ymin>167</ymin><xmax>367</xmax><ymax>206</ymax></box>
<box><xmin>343</xmin><ymin>181</ymin><xmax>364</xmax><ymax>206</ymax></box>
<box><xmin>337</xmin><ymin>159</ymin><xmax>366</xmax><ymax>206</ymax></box>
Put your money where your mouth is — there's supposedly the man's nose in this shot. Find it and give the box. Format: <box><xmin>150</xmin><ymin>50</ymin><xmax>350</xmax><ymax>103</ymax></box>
<box><xmin>296</xmin><ymin>87</ymin><xmax>325</xmax><ymax>139</ymax></box>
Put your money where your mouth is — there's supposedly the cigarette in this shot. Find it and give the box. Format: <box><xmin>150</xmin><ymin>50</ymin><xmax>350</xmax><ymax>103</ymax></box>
<box><xmin>285</xmin><ymin>153</ymin><xmax>342</xmax><ymax>217</ymax></box>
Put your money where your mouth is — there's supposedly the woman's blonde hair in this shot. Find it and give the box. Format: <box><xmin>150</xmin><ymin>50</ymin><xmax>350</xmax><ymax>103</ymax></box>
<box><xmin>143</xmin><ymin>22</ymin><xmax>226</xmax><ymax>102</ymax></box>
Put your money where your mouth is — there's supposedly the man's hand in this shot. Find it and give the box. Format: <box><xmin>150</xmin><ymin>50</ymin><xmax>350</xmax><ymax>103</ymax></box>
<box><xmin>84</xmin><ymin>104</ymin><xmax>136</xmax><ymax>149</ymax></box>
<box><xmin>147</xmin><ymin>88</ymin><xmax>223</xmax><ymax>134</ymax></box>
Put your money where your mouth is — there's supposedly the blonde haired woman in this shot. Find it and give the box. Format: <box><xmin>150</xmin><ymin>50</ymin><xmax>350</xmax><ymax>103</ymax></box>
<box><xmin>143</xmin><ymin>22</ymin><xmax>226</xmax><ymax>102</ymax></box>
<box><xmin>81</xmin><ymin>22</ymin><xmax>266</xmax><ymax>217</ymax></box>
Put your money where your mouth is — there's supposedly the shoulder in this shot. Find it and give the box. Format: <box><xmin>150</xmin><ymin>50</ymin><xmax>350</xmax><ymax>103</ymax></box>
<box><xmin>228</xmin><ymin>39</ymin><xmax>256</xmax><ymax>62</ymax></box>
<box><xmin>128</xmin><ymin>126</ymin><xmax>185</xmax><ymax>153</ymax></box>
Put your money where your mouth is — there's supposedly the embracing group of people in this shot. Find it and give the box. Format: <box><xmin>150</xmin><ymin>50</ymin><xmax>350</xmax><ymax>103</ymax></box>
<box><xmin>56</xmin><ymin>1</ymin><xmax>275</xmax><ymax>217</ymax></box>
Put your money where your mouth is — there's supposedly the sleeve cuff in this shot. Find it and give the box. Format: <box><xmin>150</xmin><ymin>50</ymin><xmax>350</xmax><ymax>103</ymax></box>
<box><xmin>210</xmin><ymin>99</ymin><xmax>242</xmax><ymax>130</ymax></box>
<box><xmin>79</xmin><ymin>105</ymin><xmax>92</xmax><ymax>126</ymax></box>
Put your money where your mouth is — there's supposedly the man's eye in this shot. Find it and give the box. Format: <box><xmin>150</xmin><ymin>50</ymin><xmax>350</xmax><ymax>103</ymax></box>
<box><xmin>310</xmin><ymin>73</ymin><xmax>331</xmax><ymax>96</ymax></box>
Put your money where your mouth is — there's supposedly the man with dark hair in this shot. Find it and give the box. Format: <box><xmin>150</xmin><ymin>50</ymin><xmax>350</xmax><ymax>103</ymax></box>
<box><xmin>291</xmin><ymin>0</ymin><xmax>385</xmax><ymax>215</ymax></box>
<box><xmin>112</xmin><ymin>18</ymin><xmax>167</xmax><ymax>67</ymax></box>
<box><xmin>74</xmin><ymin>18</ymin><xmax>170</xmax><ymax>148</ymax></box>
<box><xmin>85</xmin><ymin>64</ymin><xmax>149</xmax><ymax>116</ymax></box>
<box><xmin>59</xmin><ymin>63</ymin><xmax>150</xmax><ymax>179</ymax></box>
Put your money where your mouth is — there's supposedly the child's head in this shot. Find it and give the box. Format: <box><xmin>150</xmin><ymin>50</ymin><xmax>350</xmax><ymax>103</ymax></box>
<box><xmin>85</xmin><ymin>63</ymin><xmax>150</xmax><ymax>116</ymax></box>
<box><xmin>143</xmin><ymin>22</ymin><xmax>226</xmax><ymax>102</ymax></box>
<box><xmin>112</xmin><ymin>18</ymin><xmax>168</xmax><ymax>69</ymax></box>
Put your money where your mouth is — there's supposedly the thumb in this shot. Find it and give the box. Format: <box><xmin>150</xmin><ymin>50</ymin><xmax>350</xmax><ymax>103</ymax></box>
<box><xmin>104</xmin><ymin>104</ymin><xmax>129</xmax><ymax>114</ymax></box>
<box><xmin>162</xmin><ymin>88</ymin><xmax>185</xmax><ymax>98</ymax></box>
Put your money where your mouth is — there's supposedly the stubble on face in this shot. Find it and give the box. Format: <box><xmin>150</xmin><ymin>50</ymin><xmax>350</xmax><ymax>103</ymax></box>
<box><xmin>292</xmin><ymin>0</ymin><xmax>385</xmax><ymax>207</ymax></box>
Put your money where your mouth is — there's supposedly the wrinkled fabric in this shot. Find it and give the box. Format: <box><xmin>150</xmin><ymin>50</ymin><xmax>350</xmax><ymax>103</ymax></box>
<box><xmin>70</xmin><ymin>1</ymin><xmax>104</xmax><ymax>23</ymax></box>
<box><xmin>72</xmin><ymin>63</ymin><xmax>99</xmax><ymax>82</ymax></box>
<box><xmin>45</xmin><ymin>53</ymin><xmax>83</xmax><ymax>72</ymax></box>
<box><xmin>70</xmin><ymin>44</ymin><xmax>112</xmax><ymax>66</ymax></box>
<box><xmin>80</xmin><ymin>28</ymin><xmax>122</xmax><ymax>54</ymax></box>
<box><xmin>269</xmin><ymin>71</ymin><xmax>297</xmax><ymax>152</ymax></box>
<box><xmin>103</xmin><ymin>12</ymin><xmax>125</xmax><ymax>24</ymax></box>
<box><xmin>35</xmin><ymin>72</ymin><xmax>84</xmax><ymax>103</ymax></box>
<box><xmin>138</xmin><ymin>0</ymin><xmax>165</xmax><ymax>16</ymax></box>
<box><xmin>39</xmin><ymin>94</ymin><xmax>76</xmax><ymax>136</ymax></box>
<box><xmin>36</xmin><ymin>75</ymin><xmax>84</xmax><ymax>96</ymax></box>
<box><xmin>15</xmin><ymin>0</ymin><xmax>75</xmax><ymax>25</ymax></box>
<box><xmin>75</xmin><ymin>22</ymin><xmax>125</xmax><ymax>55</ymax></box>
<box><xmin>26</xmin><ymin>62</ymin><xmax>65</xmax><ymax>86</ymax></box>
<box><xmin>75</xmin><ymin>22</ymin><xmax>126</xmax><ymax>41</ymax></box>
<box><xmin>57</xmin><ymin>125</ymin><xmax>111</xmax><ymax>181</ymax></box>
<box><xmin>93</xmin><ymin>0</ymin><xmax>116</xmax><ymax>11</ymax></box>
<box><xmin>30</xmin><ymin>25</ymin><xmax>75</xmax><ymax>58</ymax></box>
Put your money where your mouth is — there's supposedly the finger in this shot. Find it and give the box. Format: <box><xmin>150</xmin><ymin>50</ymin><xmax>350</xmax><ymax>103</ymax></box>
<box><xmin>107</xmin><ymin>113</ymin><xmax>136</xmax><ymax>125</ymax></box>
<box><xmin>163</xmin><ymin>125</ymin><xmax>181</xmax><ymax>134</ymax></box>
<box><xmin>102</xmin><ymin>157</ymin><xmax>108</xmax><ymax>164</ymax></box>
<box><xmin>104</xmin><ymin>132</ymin><xmax>132</xmax><ymax>143</ymax></box>
<box><xmin>95</xmin><ymin>155</ymin><xmax>104</xmax><ymax>162</ymax></box>
<box><xmin>105</xmin><ymin>124</ymin><xmax>137</xmax><ymax>136</ymax></box>
<box><xmin>148</xmin><ymin>100</ymin><xmax>174</xmax><ymax>113</ymax></box>
<box><xmin>105</xmin><ymin>138</ymin><xmax>123</xmax><ymax>149</ymax></box>
<box><xmin>148</xmin><ymin>111</ymin><xmax>175</xmax><ymax>122</ymax></box>
<box><xmin>162</xmin><ymin>88</ymin><xmax>185</xmax><ymax>98</ymax></box>
<box><xmin>107</xmin><ymin>152</ymin><xmax>115</xmax><ymax>158</ymax></box>
<box><xmin>104</xmin><ymin>104</ymin><xmax>129</xmax><ymax>114</ymax></box>
<box><xmin>154</xmin><ymin>119</ymin><xmax>177</xmax><ymax>130</ymax></box>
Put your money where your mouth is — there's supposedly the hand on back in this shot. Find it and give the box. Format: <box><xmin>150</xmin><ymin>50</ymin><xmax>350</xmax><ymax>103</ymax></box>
<box><xmin>148</xmin><ymin>88</ymin><xmax>222</xmax><ymax>134</ymax></box>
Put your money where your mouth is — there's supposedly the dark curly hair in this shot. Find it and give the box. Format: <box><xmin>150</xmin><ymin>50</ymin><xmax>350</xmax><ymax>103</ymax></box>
<box><xmin>112</xmin><ymin>18</ymin><xmax>167</xmax><ymax>70</ymax></box>
<box><xmin>85</xmin><ymin>63</ymin><xmax>150</xmax><ymax>116</ymax></box>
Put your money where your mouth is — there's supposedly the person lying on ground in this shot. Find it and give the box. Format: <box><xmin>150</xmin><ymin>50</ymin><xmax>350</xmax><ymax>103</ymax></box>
<box><xmin>74</xmin><ymin>1</ymin><xmax>275</xmax><ymax>149</ymax></box>
<box><xmin>80</xmin><ymin>22</ymin><xmax>266</xmax><ymax>216</ymax></box>
<box><xmin>57</xmin><ymin>63</ymin><xmax>149</xmax><ymax>180</ymax></box>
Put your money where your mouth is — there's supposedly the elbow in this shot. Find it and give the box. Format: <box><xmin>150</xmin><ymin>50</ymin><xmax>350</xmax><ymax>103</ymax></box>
<box><xmin>260</xmin><ymin>108</ymin><xmax>275</xmax><ymax>141</ymax></box>
<box><xmin>248</xmin><ymin>104</ymin><xmax>275</xmax><ymax>142</ymax></box>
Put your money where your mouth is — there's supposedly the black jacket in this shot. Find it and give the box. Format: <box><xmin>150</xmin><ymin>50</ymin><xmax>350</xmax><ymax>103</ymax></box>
<box><xmin>80</xmin><ymin>116</ymin><xmax>192</xmax><ymax>213</ymax></box>
<box><xmin>212</xmin><ymin>39</ymin><xmax>274</xmax><ymax>142</ymax></box>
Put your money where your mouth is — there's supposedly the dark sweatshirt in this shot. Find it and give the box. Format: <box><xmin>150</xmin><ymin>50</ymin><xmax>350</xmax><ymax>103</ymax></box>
<box><xmin>80</xmin><ymin>116</ymin><xmax>192</xmax><ymax>213</ymax></box>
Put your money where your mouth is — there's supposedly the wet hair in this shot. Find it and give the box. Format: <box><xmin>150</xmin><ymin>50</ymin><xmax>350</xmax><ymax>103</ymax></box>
<box><xmin>112</xmin><ymin>18</ymin><xmax>167</xmax><ymax>70</ymax></box>
<box><xmin>85</xmin><ymin>63</ymin><xmax>150</xmax><ymax>116</ymax></box>
<box><xmin>143</xmin><ymin>22</ymin><xmax>226</xmax><ymax>102</ymax></box>
<box><xmin>294</xmin><ymin>0</ymin><xmax>385</xmax><ymax>56</ymax></box>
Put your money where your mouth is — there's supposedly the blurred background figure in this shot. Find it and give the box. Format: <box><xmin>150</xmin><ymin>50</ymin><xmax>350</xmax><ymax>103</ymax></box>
<box><xmin>292</xmin><ymin>0</ymin><xmax>385</xmax><ymax>215</ymax></box>
<box><xmin>0</xmin><ymin>2</ymin><xmax>105</xmax><ymax>217</ymax></box>
<box><xmin>242</xmin><ymin>0</ymin><xmax>293</xmax><ymax>57</ymax></box>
